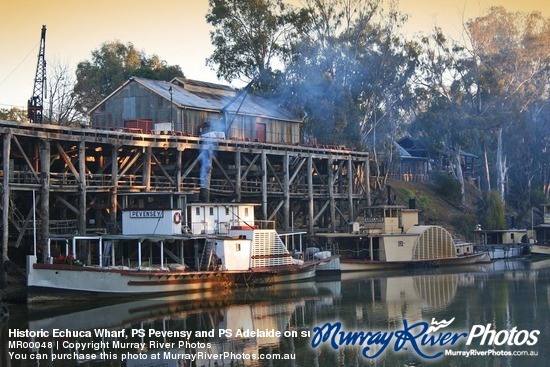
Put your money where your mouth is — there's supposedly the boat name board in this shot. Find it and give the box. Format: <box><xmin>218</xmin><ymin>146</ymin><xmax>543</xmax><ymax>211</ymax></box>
<box><xmin>129</xmin><ymin>210</ymin><xmax>164</xmax><ymax>219</ymax></box>
<box><xmin>365</xmin><ymin>217</ymin><xmax>384</xmax><ymax>223</ymax></box>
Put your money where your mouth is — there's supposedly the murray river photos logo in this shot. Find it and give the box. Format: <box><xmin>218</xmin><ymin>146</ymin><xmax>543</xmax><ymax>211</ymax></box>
<box><xmin>310</xmin><ymin>318</ymin><xmax>540</xmax><ymax>360</ymax></box>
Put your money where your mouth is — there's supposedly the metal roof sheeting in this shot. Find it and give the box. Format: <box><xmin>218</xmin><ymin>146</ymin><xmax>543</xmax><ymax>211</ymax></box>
<box><xmin>132</xmin><ymin>77</ymin><xmax>301</xmax><ymax>123</ymax></box>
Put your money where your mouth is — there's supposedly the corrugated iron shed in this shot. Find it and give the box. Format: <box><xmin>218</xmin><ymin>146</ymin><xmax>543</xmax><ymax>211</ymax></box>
<box><xmin>91</xmin><ymin>77</ymin><xmax>300</xmax><ymax>123</ymax></box>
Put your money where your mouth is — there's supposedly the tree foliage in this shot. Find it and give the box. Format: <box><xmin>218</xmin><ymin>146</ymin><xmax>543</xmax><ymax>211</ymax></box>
<box><xmin>45</xmin><ymin>59</ymin><xmax>84</xmax><ymax>126</ymax></box>
<box><xmin>74</xmin><ymin>41</ymin><xmax>184</xmax><ymax>115</ymax></box>
<box><xmin>483</xmin><ymin>190</ymin><xmax>506</xmax><ymax>230</ymax></box>
<box><xmin>0</xmin><ymin>107</ymin><xmax>27</xmax><ymax>122</ymax></box>
<box><xmin>206</xmin><ymin>0</ymin><xmax>305</xmax><ymax>87</ymax></box>
<box><xmin>465</xmin><ymin>7</ymin><xmax>550</xmax><ymax>207</ymax></box>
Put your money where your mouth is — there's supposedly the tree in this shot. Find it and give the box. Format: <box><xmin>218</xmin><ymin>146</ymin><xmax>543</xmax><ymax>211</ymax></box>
<box><xmin>483</xmin><ymin>190</ymin><xmax>506</xmax><ymax>230</ymax></box>
<box><xmin>280</xmin><ymin>0</ymin><xmax>418</xmax><ymax>155</ymax></box>
<box><xmin>0</xmin><ymin>107</ymin><xmax>27</xmax><ymax>122</ymax></box>
<box><xmin>464</xmin><ymin>7</ymin><xmax>550</xmax><ymax>207</ymax></box>
<box><xmin>206</xmin><ymin>0</ymin><xmax>304</xmax><ymax>87</ymax></box>
<box><xmin>45</xmin><ymin>59</ymin><xmax>84</xmax><ymax>126</ymax></box>
<box><xmin>407</xmin><ymin>27</ymin><xmax>478</xmax><ymax>205</ymax></box>
<box><xmin>74</xmin><ymin>41</ymin><xmax>184</xmax><ymax>115</ymax></box>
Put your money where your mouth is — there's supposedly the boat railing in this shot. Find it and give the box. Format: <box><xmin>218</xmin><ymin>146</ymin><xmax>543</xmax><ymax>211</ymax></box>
<box><xmin>253</xmin><ymin>220</ymin><xmax>275</xmax><ymax>230</ymax></box>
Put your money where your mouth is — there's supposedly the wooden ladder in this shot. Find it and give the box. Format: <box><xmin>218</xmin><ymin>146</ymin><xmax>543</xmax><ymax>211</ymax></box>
<box><xmin>200</xmin><ymin>239</ymin><xmax>215</xmax><ymax>270</ymax></box>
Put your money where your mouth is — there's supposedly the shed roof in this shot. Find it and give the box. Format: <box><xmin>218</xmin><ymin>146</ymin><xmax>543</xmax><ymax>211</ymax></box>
<box><xmin>91</xmin><ymin>77</ymin><xmax>301</xmax><ymax>123</ymax></box>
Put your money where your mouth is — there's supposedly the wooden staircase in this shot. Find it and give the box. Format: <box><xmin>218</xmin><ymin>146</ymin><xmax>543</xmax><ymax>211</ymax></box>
<box><xmin>199</xmin><ymin>238</ymin><xmax>215</xmax><ymax>270</ymax></box>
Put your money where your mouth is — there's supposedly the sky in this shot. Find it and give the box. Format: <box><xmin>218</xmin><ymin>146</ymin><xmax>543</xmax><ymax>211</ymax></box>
<box><xmin>0</xmin><ymin>0</ymin><xmax>548</xmax><ymax>110</ymax></box>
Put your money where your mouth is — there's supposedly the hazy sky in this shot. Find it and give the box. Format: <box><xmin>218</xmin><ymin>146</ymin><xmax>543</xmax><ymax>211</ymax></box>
<box><xmin>1</xmin><ymin>0</ymin><xmax>548</xmax><ymax>110</ymax></box>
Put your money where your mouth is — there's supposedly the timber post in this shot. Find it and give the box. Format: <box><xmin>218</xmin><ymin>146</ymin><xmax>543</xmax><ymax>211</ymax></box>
<box><xmin>261</xmin><ymin>151</ymin><xmax>267</xmax><ymax>220</ymax></box>
<box><xmin>40</xmin><ymin>139</ymin><xmax>50</xmax><ymax>262</ymax></box>
<box><xmin>283</xmin><ymin>153</ymin><xmax>290</xmax><ymax>231</ymax></box>
<box><xmin>78</xmin><ymin>140</ymin><xmax>86</xmax><ymax>234</ymax></box>
<box><xmin>328</xmin><ymin>156</ymin><xmax>336</xmax><ymax>232</ymax></box>
<box><xmin>308</xmin><ymin>155</ymin><xmax>314</xmax><ymax>234</ymax></box>
<box><xmin>110</xmin><ymin>145</ymin><xmax>119</xmax><ymax>231</ymax></box>
<box><xmin>1</xmin><ymin>132</ymin><xmax>11</xmax><ymax>288</ymax></box>
<box><xmin>348</xmin><ymin>157</ymin><xmax>354</xmax><ymax>222</ymax></box>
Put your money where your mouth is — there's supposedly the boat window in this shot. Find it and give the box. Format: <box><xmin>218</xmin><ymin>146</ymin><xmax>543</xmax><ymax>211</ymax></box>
<box><xmin>225</xmin><ymin>207</ymin><xmax>230</xmax><ymax>215</ymax></box>
<box><xmin>245</xmin><ymin>207</ymin><xmax>249</xmax><ymax>216</ymax></box>
<box><xmin>236</xmin><ymin>243</ymin><xmax>241</xmax><ymax>251</ymax></box>
<box><xmin>196</xmin><ymin>207</ymin><xmax>200</xmax><ymax>216</ymax></box>
<box><xmin>210</xmin><ymin>207</ymin><xmax>214</xmax><ymax>216</ymax></box>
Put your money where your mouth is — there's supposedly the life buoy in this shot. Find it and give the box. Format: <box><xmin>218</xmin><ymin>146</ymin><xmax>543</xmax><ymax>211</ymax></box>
<box><xmin>173</xmin><ymin>212</ymin><xmax>183</xmax><ymax>224</ymax></box>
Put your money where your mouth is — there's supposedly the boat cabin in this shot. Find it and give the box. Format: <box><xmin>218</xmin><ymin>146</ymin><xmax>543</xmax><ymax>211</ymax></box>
<box><xmin>364</xmin><ymin>205</ymin><xmax>420</xmax><ymax>234</ymax></box>
<box><xmin>473</xmin><ymin>228</ymin><xmax>527</xmax><ymax>246</ymax></box>
<box><xmin>186</xmin><ymin>203</ymin><xmax>257</xmax><ymax>235</ymax></box>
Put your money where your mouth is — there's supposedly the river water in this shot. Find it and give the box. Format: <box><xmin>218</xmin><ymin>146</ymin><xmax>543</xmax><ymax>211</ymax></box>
<box><xmin>2</xmin><ymin>258</ymin><xmax>549</xmax><ymax>367</ymax></box>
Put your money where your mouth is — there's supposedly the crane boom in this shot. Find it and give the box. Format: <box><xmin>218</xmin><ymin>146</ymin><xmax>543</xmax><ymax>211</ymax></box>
<box><xmin>28</xmin><ymin>25</ymin><xmax>47</xmax><ymax>124</ymax></box>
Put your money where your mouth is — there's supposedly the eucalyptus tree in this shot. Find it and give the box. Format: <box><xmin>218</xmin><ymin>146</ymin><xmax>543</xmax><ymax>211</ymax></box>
<box><xmin>74</xmin><ymin>41</ymin><xmax>184</xmax><ymax>115</ymax></box>
<box><xmin>412</xmin><ymin>28</ymin><xmax>479</xmax><ymax>206</ymax></box>
<box><xmin>281</xmin><ymin>0</ymin><xmax>418</xmax><ymax>170</ymax></box>
<box><xmin>464</xmin><ymin>7</ymin><xmax>550</xmax><ymax>207</ymax></box>
<box><xmin>205</xmin><ymin>0</ymin><xmax>306</xmax><ymax>92</ymax></box>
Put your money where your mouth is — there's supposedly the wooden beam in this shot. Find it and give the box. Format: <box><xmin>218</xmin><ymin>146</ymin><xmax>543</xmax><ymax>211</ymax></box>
<box><xmin>267</xmin><ymin>200</ymin><xmax>284</xmax><ymax>221</ymax></box>
<box><xmin>261</xmin><ymin>151</ymin><xmax>267</xmax><ymax>220</ymax></box>
<box><xmin>151</xmin><ymin>151</ymin><xmax>175</xmax><ymax>186</ymax></box>
<box><xmin>2</xmin><ymin>132</ymin><xmax>12</xmax><ymax>288</ymax></box>
<box><xmin>313</xmin><ymin>199</ymin><xmax>330</xmax><ymax>223</ymax></box>
<box><xmin>13</xmin><ymin>135</ymin><xmax>40</xmax><ymax>183</ymax></box>
<box><xmin>328</xmin><ymin>156</ymin><xmax>336</xmax><ymax>232</ymax></box>
<box><xmin>212</xmin><ymin>154</ymin><xmax>235</xmax><ymax>191</ymax></box>
<box><xmin>117</xmin><ymin>150</ymin><xmax>142</xmax><ymax>181</ymax></box>
<box><xmin>143</xmin><ymin>147</ymin><xmax>152</xmax><ymax>190</ymax></box>
<box><xmin>56</xmin><ymin>195</ymin><xmax>80</xmax><ymax>215</ymax></box>
<box><xmin>40</xmin><ymin>139</ymin><xmax>51</xmax><ymax>261</ymax></box>
<box><xmin>307</xmin><ymin>155</ymin><xmax>314</xmax><ymax>234</ymax></box>
<box><xmin>235</xmin><ymin>151</ymin><xmax>241</xmax><ymax>201</ymax></box>
<box><xmin>283</xmin><ymin>153</ymin><xmax>290</xmax><ymax>231</ymax></box>
<box><xmin>110</xmin><ymin>146</ymin><xmax>119</xmax><ymax>226</ymax></box>
<box><xmin>79</xmin><ymin>141</ymin><xmax>87</xmax><ymax>234</ymax></box>
<box><xmin>56</xmin><ymin>142</ymin><xmax>80</xmax><ymax>183</ymax></box>
<box><xmin>266</xmin><ymin>156</ymin><xmax>283</xmax><ymax>190</ymax></box>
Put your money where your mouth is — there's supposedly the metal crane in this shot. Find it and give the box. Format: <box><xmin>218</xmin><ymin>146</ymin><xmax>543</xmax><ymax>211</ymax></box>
<box><xmin>28</xmin><ymin>25</ymin><xmax>47</xmax><ymax>124</ymax></box>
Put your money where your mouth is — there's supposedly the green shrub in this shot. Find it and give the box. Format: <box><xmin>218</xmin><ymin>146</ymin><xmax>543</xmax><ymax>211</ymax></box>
<box><xmin>433</xmin><ymin>173</ymin><xmax>462</xmax><ymax>205</ymax></box>
<box><xmin>484</xmin><ymin>190</ymin><xmax>505</xmax><ymax>230</ymax></box>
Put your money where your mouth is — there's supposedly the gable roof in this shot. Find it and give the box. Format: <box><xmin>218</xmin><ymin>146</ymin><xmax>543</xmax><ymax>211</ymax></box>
<box><xmin>90</xmin><ymin>77</ymin><xmax>301</xmax><ymax>123</ymax></box>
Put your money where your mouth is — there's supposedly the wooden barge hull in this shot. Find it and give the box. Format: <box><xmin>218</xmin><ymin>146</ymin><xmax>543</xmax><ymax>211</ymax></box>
<box><xmin>340</xmin><ymin>252</ymin><xmax>489</xmax><ymax>272</ymax></box>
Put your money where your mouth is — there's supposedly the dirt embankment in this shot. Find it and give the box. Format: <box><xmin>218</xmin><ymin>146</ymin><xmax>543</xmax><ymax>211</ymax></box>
<box><xmin>379</xmin><ymin>179</ymin><xmax>483</xmax><ymax>239</ymax></box>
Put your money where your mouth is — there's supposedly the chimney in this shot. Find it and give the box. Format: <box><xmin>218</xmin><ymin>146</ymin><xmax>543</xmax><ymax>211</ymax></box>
<box><xmin>200</xmin><ymin>187</ymin><xmax>210</xmax><ymax>202</ymax></box>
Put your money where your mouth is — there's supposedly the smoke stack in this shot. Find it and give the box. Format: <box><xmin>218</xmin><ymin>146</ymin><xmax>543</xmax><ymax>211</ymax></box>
<box><xmin>387</xmin><ymin>185</ymin><xmax>392</xmax><ymax>205</ymax></box>
<box><xmin>200</xmin><ymin>187</ymin><xmax>210</xmax><ymax>202</ymax></box>
<box><xmin>409</xmin><ymin>199</ymin><xmax>416</xmax><ymax>209</ymax></box>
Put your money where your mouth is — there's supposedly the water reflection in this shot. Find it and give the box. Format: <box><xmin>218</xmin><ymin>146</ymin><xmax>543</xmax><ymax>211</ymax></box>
<box><xmin>2</xmin><ymin>259</ymin><xmax>550</xmax><ymax>367</ymax></box>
